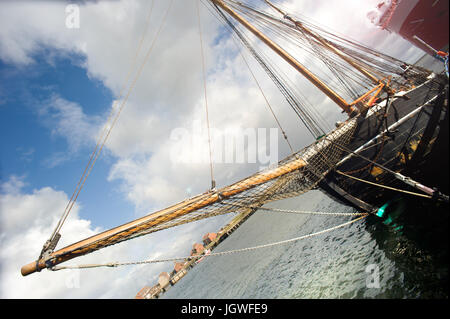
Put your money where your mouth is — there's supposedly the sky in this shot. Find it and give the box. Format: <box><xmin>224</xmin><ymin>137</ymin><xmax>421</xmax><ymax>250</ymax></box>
<box><xmin>0</xmin><ymin>0</ymin><xmax>429</xmax><ymax>299</ymax></box>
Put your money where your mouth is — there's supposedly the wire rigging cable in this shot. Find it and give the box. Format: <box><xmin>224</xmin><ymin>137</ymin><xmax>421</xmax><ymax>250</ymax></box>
<box><xmin>232</xmin><ymin>1</ymin><xmax>376</xmax><ymax>93</ymax></box>
<box><xmin>197</xmin><ymin>0</ymin><xmax>216</xmax><ymax>190</ymax></box>
<box><xmin>39</xmin><ymin>0</ymin><xmax>172</xmax><ymax>259</ymax></box>
<box><xmin>207</xmin><ymin>0</ymin><xmax>326</xmax><ymax>138</ymax></box>
<box><xmin>201</xmin><ymin>1</ymin><xmax>295</xmax><ymax>151</ymax></box>
<box><xmin>222</xmin><ymin>0</ymin><xmax>429</xmax><ymax>96</ymax></box>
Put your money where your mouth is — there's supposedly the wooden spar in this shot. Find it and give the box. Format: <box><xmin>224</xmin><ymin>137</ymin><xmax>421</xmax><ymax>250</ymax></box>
<box><xmin>350</xmin><ymin>83</ymin><xmax>384</xmax><ymax>106</ymax></box>
<box><xmin>367</xmin><ymin>83</ymin><xmax>386</xmax><ymax>106</ymax></box>
<box><xmin>21</xmin><ymin>157</ymin><xmax>307</xmax><ymax>276</ymax></box>
<box><xmin>211</xmin><ymin>0</ymin><xmax>356</xmax><ymax>116</ymax></box>
<box><xmin>264</xmin><ymin>0</ymin><xmax>381</xmax><ymax>86</ymax></box>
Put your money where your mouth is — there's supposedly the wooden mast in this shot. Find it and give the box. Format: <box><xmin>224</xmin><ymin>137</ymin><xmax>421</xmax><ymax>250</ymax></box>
<box><xmin>264</xmin><ymin>0</ymin><xmax>381</xmax><ymax>86</ymax></box>
<box><xmin>211</xmin><ymin>0</ymin><xmax>358</xmax><ymax>116</ymax></box>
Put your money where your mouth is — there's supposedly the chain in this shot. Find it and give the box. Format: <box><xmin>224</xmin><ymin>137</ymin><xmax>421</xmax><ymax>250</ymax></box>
<box><xmin>51</xmin><ymin>214</ymin><xmax>368</xmax><ymax>271</ymax></box>
<box><xmin>223</xmin><ymin>202</ymin><xmax>370</xmax><ymax>216</ymax></box>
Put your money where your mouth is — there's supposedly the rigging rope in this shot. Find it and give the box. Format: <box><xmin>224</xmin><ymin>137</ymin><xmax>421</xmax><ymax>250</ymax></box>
<box><xmin>208</xmin><ymin>1</ymin><xmax>325</xmax><ymax>138</ymax></box>
<box><xmin>52</xmin><ymin>0</ymin><xmax>156</xmax><ymax>235</ymax></box>
<box><xmin>242</xmin><ymin>50</ymin><xmax>296</xmax><ymax>154</ymax></box>
<box><xmin>221</xmin><ymin>202</ymin><xmax>371</xmax><ymax>216</ymax></box>
<box><xmin>197</xmin><ymin>0</ymin><xmax>216</xmax><ymax>190</ymax></box>
<box><xmin>209</xmin><ymin>3</ymin><xmax>295</xmax><ymax>153</ymax></box>
<box><xmin>227</xmin><ymin>1</ymin><xmax>375</xmax><ymax>93</ymax></box>
<box><xmin>224</xmin><ymin>0</ymin><xmax>430</xmax><ymax>96</ymax></box>
<box><xmin>50</xmin><ymin>214</ymin><xmax>369</xmax><ymax>271</ymax></box>
<box><xmin>40</xmin><ymin>0</ymin><xmax>171</xmax><ymax>257</ymax></box>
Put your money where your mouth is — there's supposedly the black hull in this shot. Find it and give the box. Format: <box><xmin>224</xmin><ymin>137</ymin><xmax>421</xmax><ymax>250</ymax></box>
<box><xmin>318</xmin><ymin>74</ymin><xmax>448</xmax><ymax>286</ymax></box>
<box><xmin>319</xmin><ymin>74</ymin><xmax>449</xmax><ymax>211</ymax></box>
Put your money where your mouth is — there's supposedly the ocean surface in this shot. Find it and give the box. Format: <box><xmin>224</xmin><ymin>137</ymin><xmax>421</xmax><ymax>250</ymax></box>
<box><xmin>162</xmin><ymin>189</ymin><xmax>448</xmax><ymax>299</ymax></box>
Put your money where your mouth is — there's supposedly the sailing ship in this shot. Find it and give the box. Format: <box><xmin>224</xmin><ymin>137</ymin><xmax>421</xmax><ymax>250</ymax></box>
<box><xmin>21</xmin><ymin>0</ymin><xmax>448</xmax><ymax>290</ymax></box>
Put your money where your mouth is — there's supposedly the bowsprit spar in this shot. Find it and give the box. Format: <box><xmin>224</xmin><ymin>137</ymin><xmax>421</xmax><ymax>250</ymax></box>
<box><xmin>21</xmin><ymin>0</ymin><xmax>439</xmax><ymax>277</ymax></box>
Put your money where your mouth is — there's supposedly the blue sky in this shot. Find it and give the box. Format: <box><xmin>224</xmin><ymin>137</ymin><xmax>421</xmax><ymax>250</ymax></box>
<box><xmin>0</xmin><ymin>51</ymin><xmax>134</xmax><ymax>230</ymax></box>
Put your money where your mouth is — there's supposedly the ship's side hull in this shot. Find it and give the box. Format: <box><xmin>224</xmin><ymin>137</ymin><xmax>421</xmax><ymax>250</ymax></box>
<box><xmin>318</xmin><ymin>73</ymin><xmax>448</xmax><ymax>268</ymax></box>
<box><xmin>319</xmin><ymin>74</ymin><xmax>448</xmax><ymax>211</ymax></box>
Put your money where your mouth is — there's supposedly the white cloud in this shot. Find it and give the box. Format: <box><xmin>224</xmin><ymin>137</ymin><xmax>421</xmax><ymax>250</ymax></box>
<box><xmin>0</xmin><ymin>175</ymin><xmax>102</xmax><ymax>298</ymax></box>
<box><xmin>39</xmin><ymin>95</ymin><xmax>101</xmax><ymax>151</ymax></box>
<box><xmin>0</xmin><ymin>175</ymin><xmax>28</xmax><ymax>195</ymax></box>
<box><xmin>33</xmin><ymin>94</ymin><xmax>104</xmax><ymax>168</ymax></box>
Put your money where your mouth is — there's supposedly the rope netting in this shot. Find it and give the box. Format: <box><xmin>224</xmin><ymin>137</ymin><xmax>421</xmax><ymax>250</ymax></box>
<box><xmin>49</xmin><ymin>116</ymin><xmax>358</xmax><ymax>265</ymax></box>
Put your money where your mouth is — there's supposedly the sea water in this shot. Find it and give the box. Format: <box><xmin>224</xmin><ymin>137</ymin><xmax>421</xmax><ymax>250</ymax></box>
<box><xmin>162</xmin><ymin>189</ymin><xmax>447</xmax><ymax>299</ymax></box>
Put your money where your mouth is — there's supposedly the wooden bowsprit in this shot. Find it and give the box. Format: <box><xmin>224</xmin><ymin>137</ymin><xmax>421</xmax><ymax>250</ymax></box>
<box><xmin>21</xmin><ymin>156</ymin><xmax>307</xmax><ymax>276</ymax></box>
<box><xmin>21</xmin><ymin>113</ymin><xmax>359</xmax><ymax>276</ymax></box>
